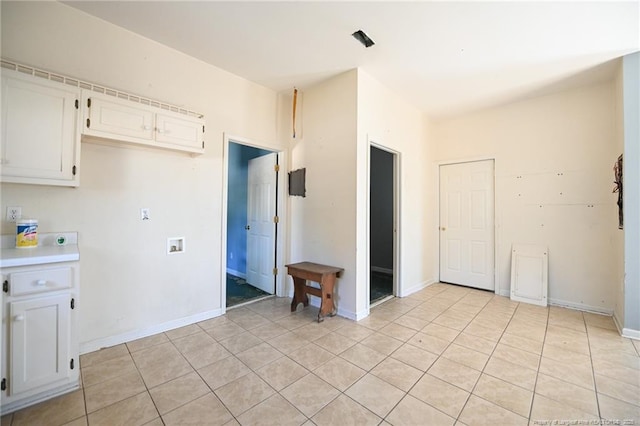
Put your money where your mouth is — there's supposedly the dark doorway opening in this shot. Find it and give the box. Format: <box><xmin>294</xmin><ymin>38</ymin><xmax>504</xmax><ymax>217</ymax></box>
<box><xmin>370</xmin><ymin>146</ymin><xmax>395</xmax><ymax>303</ymax></box>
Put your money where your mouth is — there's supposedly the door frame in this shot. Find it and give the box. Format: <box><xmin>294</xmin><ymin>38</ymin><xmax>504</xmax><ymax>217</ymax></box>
<box><xmin>221</xmin><ymin>134</ymin><xmax>288</xmax><ymax>313</ymax></box>
<box><xmin>367</xmin><ymin>141</ymin><xmax>401</xmax><ymax>307</ymax></box>
<box><xmin>437</xmin><ymin>157</ymin><xmax>498</xmax><ymax>294</ymax></box>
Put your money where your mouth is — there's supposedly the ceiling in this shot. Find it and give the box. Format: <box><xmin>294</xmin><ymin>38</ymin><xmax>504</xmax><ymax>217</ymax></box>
<box><xmin>65</xmin><ymin>1</ymin><xmax>639</xmax><ymax>119</ymax></box>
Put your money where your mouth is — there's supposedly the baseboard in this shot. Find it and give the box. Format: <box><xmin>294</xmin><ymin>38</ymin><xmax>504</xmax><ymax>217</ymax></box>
<box><xmin>338</xmin><ymin>306</ymin><xmax>359</xmax><ymax>321</ymax></box>
<box><xmin>305</xmin><ymin>293</ymin><xmax>359</xmax><ymax>321</ymax></box>
<box><xmin>621</xmin><ymin>327</ymin><xmax>640</xmax><ymax>340</ymax></box>
<box><xmin>1</xmin><ymin>382</ymin><xmax>79</xmax><ymax>415</ymax></box>
<box><xmin>548</xmin><ymin>298</ymin><xmax>613</xmax><ymax>316</ymax></box>
<box><xmin>371</xmin><ymin>266</ymin><xmax>393</xmax><ymax>275</ymax></box>
<box><xmin>354</xmin><ymin>308</ymin><xmax>370</xmax><ymax>321</ymax></box>
<box><xmin>226</xmin><ymin>268</ymin><xmax>246</xmax><ymax>279</ymax></box>
<box><xmin>498</xmin><ymin>289</ymin><xmax>510</xmax><ymax>297</ymax></box>
<box><xmin>613</xmin><ymin>312</ymin><xmax>624</xmax><ymax>335</ymax></box>
<box><xmin>79</xmin><ymin>308</ymin><xmax>224</xmax><ymax>355</ymax></box>
<box><xmin>398</xmin><ymin>279</ymin><xmax>435</xmax><ymax>298</ymax></box>
<box><xmin>613</xmin><ymin>311</ymin><xmax>640</xmax><ymax>340</ymax></box>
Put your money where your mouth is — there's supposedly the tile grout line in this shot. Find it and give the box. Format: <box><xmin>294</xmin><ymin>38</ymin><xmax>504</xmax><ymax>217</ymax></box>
<box><xmin>308</xmin><ymin>287</ymin><xmax>455</xmax><ymax>423</ymax></box>
<box><xmin>380</xmin><ymin>288</ymin><xmax>502</xmax><ymax>423</ymax></box>
<box><xmin>526</xmin><ymin>304</ymin><xmax>550</xmax><ymax>423</ymax></box>
<box><xmin>533</xmin><ymin>314</ymin><xmax>630</xmax><ymax>419</ymax></box>
<box><xmin>431</xmin><ymin>291</ymin><xmax>496</xmax><ymax>423</ymax></box>
<box><xmin>13</xmin><ymin>287</ymin><xmax>637</xmax><ymax>425</ymax></box>
<box><xmin>457</xmin><ymin>294</ymin><xmax>526</xmax><ymax>423</ymax></box>
<box><xmin>584</xmin><ymin>320</ymin><xmax>603</xmax><ymax>421</ymax></box>
<box><xmin>132</xmin><ymin>332</ymin><xmax>166</xmax><ymax>424</ymax></box>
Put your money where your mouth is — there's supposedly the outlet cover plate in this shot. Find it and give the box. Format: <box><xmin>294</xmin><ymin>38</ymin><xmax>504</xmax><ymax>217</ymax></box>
<box><xmin>6</xmin><ymin>206</ymin><xmax>21</xmax><ymax>222</ymax></box>
<box><xmin>167</xmin><ymin>237</ymin><xmax>185</xmax><ymax>254</ymax></box>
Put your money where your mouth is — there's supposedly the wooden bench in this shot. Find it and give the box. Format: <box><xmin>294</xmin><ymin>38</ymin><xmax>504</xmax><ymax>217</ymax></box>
<box><xmin>286</xmin><ymin>262</ymin><xmax>344</xmax><ymax>322</ymax></box>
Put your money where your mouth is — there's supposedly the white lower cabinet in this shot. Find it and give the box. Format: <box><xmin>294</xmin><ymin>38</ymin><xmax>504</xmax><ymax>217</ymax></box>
<box><xmin>1</xmin><ymin>262</ymin><xmax>79</xmax><ymax>414</ymax></box>
<box><xmin>10</xmin><ymin>293</ymin><xmax>72</xmax><ymax>395</ymax></box>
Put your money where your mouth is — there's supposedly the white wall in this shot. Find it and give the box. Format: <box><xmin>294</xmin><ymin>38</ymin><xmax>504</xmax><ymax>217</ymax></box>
<box><xmin>622</xmin><ymin>52</ymin><xmax>640</xmax><ymax>337</ymax></box>
<box><xmin>613</xmin><ymin>61</ymin><xmax>626</xmax><ymax>327</ymax></box>
<box><xmin>287</xmin><ymin>70</ymin><xmax>359</xmax><ymax>318</ymax></box>
<box><xmin>356</xmin><ymin>70</ymin><xmax>436</xmax><ymax>317</ymax></box>
<box><xmin>286</xmin><ymin>69</ymin><xmax>435</xmax><ymax>319</ymax></box>
<box><xmin>432</xmin><ymin>82</ymin><xmax>622</xmax><ymax>313</ymax></box>
<box><xmin>1</xmin><ymin>2</ymin><xmax>284</xmax><ymax>352</ymax></box>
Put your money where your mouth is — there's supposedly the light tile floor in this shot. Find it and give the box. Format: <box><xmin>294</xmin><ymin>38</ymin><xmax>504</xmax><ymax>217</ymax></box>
<box><xmin>2</xmin><ymin>283</ymin><xmax>639</xmax><ymax>426</ymax></box>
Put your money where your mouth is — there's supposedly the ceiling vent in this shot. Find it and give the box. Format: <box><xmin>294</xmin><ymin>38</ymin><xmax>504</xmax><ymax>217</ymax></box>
<box><xmin>352</xmin><ymin>30</ymin><xmax>375</xmax><ymax>48</ymax></box>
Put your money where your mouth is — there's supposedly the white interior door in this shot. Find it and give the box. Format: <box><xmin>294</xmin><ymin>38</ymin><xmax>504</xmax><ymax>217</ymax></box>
<box><xmin>246</xmin><ymin>153</ymin><xmax>277</xmax><ymax>294</ymax></box>
<box><xmin>439</xmin><ymin>160</ymin><xmax>495</xmax><ymax>291</ymax></box>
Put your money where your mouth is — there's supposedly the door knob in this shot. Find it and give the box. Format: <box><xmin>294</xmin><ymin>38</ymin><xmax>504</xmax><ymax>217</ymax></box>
<box><xmin>14</xmin><ymin>315</ymin><xmax>24</xmax><ymax>322</ymax></box>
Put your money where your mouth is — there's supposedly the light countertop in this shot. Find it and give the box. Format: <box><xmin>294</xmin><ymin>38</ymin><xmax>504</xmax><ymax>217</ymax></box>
<box><xmin>0</xmin><ymin>232</ymin><xmax>79</xmax><ymax>268</ymax></box>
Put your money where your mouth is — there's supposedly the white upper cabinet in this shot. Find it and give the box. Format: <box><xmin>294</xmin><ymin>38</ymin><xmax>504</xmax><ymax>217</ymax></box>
<box><xmin>0</xmin><ymin>69</ymin><xmax>80</xmax><ymax>187</ymax></box>
<box><xmin>83</xmin><ymin>93</ymin><xmax>154</xmax><ymax>141</ymax></box>
<box><xmin>155</xmin><ymin>113</ymin><xmax>205</xmax><ymax>151</ymax></box>
<box><xmin>82</xmin><ymin>91</ymin><xmax>205</xmax><ymax>154</ymax></box>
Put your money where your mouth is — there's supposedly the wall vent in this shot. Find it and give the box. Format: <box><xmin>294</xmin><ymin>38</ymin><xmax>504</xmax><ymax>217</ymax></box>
<box><xmin>1</xmin><ymin>58</ymin><xmax>204</xmax><ymax>119</ymax></box>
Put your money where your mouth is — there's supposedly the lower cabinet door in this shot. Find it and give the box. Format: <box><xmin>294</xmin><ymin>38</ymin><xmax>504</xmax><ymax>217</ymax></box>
<box><xmin>10</xmin><ymin>294</ymin><xmax>71</xmax><ymax>395</ymax></box>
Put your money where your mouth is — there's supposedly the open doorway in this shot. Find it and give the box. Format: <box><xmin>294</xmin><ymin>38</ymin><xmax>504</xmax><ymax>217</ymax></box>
<box><xmin>370</xmin><ymin>145</ymin><xmax>397</xmax><ymax>304</ymax></box>
<box><xmin>226</xmin><ymin>141</ymin><xmax>278</xmax><ymax>307</ymax></box>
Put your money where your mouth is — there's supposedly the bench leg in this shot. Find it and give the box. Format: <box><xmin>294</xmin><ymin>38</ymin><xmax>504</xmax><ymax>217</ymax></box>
<box><xmin>290</xmin><ymin>276</ymin><xmax>309</xmax><ymax>312</ymax></box>
<box><xmin>318</xmin><ymin>274</ymin><xmax>337</xmax><ymax>322</ymax></box>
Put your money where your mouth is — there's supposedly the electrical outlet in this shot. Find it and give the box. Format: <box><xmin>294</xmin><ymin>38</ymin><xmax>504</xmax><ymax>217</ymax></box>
<box><xmin>140</xmin><ymin>208</ymin><xmax>150</xmax><ymax>221</ymax></box>
<box><xmin>6</xmin><ymin>206</ymin><xmax>21</xmax><ymax>222</ymax></box>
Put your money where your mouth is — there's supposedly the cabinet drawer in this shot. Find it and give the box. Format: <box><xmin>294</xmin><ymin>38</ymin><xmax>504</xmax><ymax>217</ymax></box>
<box><xmin>9</xmin><ymin>267</ymin><xmax>72</xmax><ymax>296</ymax></box>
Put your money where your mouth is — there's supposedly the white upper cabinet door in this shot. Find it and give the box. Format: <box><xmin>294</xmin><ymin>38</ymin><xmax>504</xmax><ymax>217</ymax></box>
<box><xmin>1</xmin><ymin>70</ymin><xmax>80</xmax><ymax>186</ymax></box>
<box><xmin>83</xmin><ymin>92</ymin><xmax>154</xmax><ymax>142</ymax></box>
<box><xmin>155</xmin><ymin>112</ymin><xmax>204</xmax><ymax>153</ymax></box>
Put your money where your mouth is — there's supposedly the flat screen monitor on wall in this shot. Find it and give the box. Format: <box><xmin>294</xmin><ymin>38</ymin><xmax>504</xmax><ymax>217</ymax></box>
<box><xmin>288</xmin><ymin>168</ymin><xmax>306</xmax><ymax>197</ymax></box>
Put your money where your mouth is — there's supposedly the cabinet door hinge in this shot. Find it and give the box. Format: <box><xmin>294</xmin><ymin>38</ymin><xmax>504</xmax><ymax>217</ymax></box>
<box><xmin>72</xmin><ymin>165</ymin><xmax>77</xmax><ymax>176</ymax></box>
<box><xmin>2</xmin><ymin>280</ymin><xmax>8</xmax><ymax>293</ymax></box>
<box><xmin>272</xmin><ymin>267</ymin><xmax>278</xmax><ymax>275</ymax></box>
<box><xmin>202</xmin><ymin>125</ymin><xmax>205</xmax><ymax>133</ymax></box>
<box><xmin>86</xmin><ymin>118</ymin><xmax>90</xmax><ymax>128</ymax></box>
<box><xmin>70</xmin><ymin>358</ymin><xmax>75</xmax><ymax>370</ymax></box>
<box><xmin>70</xmin><ymin>298</ymin><xmax>75</xmax><ymax>309</ymax></box>
<box><xmin>202</xmin><ymin>141</ymin><xmax>205</xmax><ymax>149</ymax></box>
<box><xmin>75</xmin><ymin>99</ymin><xmax>79</xmax><ymax>109</ymax></box>
<box><xmin>273</xmin><ymin>216</ymin><xmax>279</xmax><ymax>224</ymax></box>
<box><xmin>87</xmin><ymin>98</ymin><xmax>91</xmax><ymax>108</ymax></box>
<box><xmin>1</xmin><ymin>378</ymin><xmax>6</xmax><ymax>391</ymax></box>
<box><xmin>274</xmin><ymin>164</ymin><xmax>280</xmax><ymax>172</ymax></box>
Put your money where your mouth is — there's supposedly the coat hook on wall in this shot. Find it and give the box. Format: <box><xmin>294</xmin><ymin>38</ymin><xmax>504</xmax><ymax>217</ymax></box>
<box><xmin>292</xmin><ymin>87</ymin><xmax>298</xmax><ymax>138</ymax></box>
